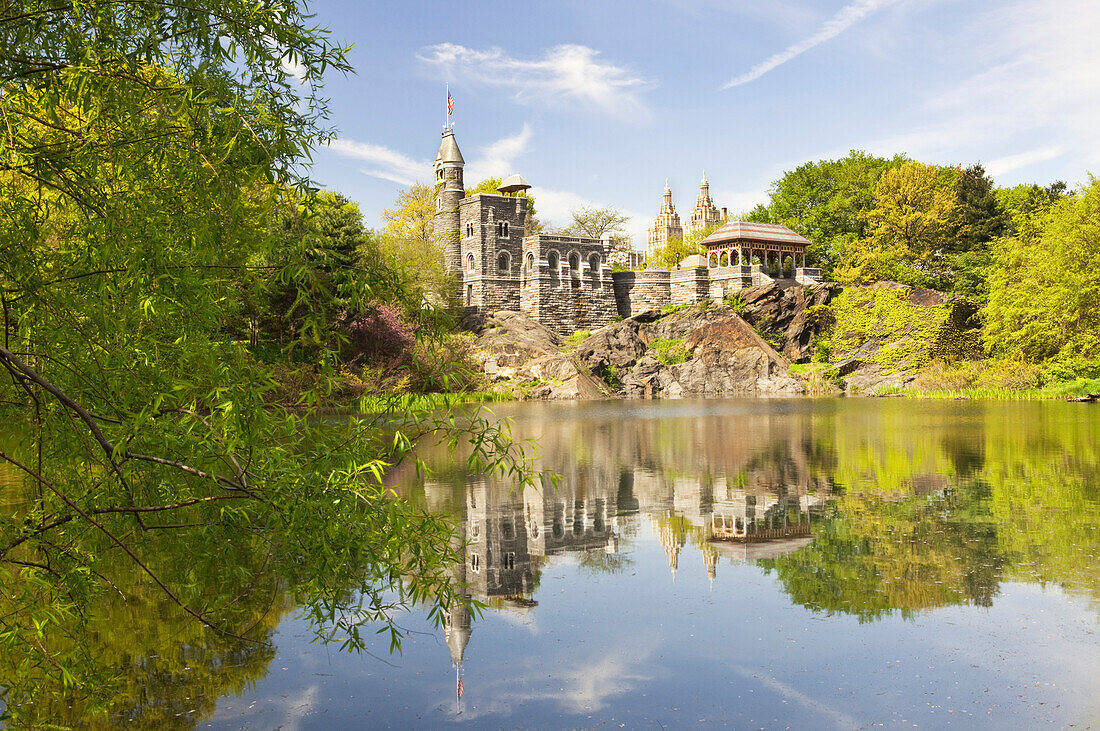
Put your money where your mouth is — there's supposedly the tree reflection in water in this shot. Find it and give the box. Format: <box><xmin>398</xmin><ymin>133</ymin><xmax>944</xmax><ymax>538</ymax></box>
<box><xmin>4</xmin><ymin>400</ymin><xmax>1097</xmax><ymax>726</ymax></box>
<box><xmin>394</xmin><ymin>399</ymin><xmax>1100</xmax><ymax>670</ymax></box>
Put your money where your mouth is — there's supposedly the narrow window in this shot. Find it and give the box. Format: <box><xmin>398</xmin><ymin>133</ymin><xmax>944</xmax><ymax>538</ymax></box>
<box><xmin>498</xmin><ymin>252</ymin><xmax>510</xmax><ymax>274</ymax></box>
<box><xmin>503</xmin><ymin>552</ymin><xmax>516</xmax><ymax>570</ymax></box>
<box><xmin>466</xmin><ymin>253</ymin><xmax>475</xmax><ymax>271</ymax></box>
<box><xmin>470</xmin><ymin>554</ymin><xmax>480</xmax><ymax>573</ymax></box>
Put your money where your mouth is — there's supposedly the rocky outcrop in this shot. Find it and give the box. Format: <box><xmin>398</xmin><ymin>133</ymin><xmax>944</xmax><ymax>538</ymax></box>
<box><xmin>736</xmin><ymin>281</ymin><xmax>839</xmax><ymax>362</ymax></box>
<box><xmin>575</xmin><ymin>306</ymin><xmax>803</xmax><ymax>398</ymax></box>
<box><xmin>470</xmin><ymin>310</ymin><xmax>607</xmax><ymax>400</ymax></box>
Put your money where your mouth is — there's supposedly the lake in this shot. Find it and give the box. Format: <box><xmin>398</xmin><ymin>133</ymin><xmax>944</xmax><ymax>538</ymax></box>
<box><xmin>198</xmin><ymin>398</ymin><xmax>1099</xmax><ymax>729</ymax></box>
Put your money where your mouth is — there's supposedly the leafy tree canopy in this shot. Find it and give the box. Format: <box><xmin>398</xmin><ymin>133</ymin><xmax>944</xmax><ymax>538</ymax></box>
<box><xmin>0</xmin><ymin>1</ymin><xmax>528</xmax><ymax>718</ymax></box>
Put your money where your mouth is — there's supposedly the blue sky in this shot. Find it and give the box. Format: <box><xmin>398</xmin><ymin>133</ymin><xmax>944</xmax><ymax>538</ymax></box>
<box><xmin>305</xmin><ymin>0</ymin><xmax>1100</xmax><ymax>246</ymax></box>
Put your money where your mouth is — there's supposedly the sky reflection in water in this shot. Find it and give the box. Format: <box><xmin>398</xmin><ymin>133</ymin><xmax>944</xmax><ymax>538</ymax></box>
<box><xmin>210</xmin><ymin>398</ymin><xmax>1100</xmax><ymax>729</ymax></box>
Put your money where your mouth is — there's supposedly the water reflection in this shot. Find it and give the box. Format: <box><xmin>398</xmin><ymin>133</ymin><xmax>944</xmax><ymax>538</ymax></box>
<box><xmin>395</xmin><ymin>399</ymin><xmax>1100</xmax><ymax>665</ymax></box>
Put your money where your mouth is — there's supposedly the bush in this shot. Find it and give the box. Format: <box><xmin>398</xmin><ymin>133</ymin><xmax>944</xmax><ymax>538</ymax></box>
<box><xmin>344</xmin><ymin>304</ymin><xmax>414</xmax><ymax>365</ymax></box>
<box><xmin>649</xmin><ymin>338</ymin><xmax>690</xmax><ymax>365</ymax></box>
<box><xmin>565</xmin><ymin>329</ymin><xmax>591</xmax><ymax>346</ymax></box>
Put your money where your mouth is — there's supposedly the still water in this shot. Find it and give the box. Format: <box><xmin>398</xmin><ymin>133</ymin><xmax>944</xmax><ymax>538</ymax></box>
<box><xmin>202</xmin><ymin>398</ymin><xmax>1100</xmax><ymax>729</ymax></box>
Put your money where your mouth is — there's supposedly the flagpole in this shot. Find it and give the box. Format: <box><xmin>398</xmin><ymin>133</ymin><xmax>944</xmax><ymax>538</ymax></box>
<box><xmin>446</xmin><ymin>83</ymin><xmax>452</xmax><ymax>130</ymax></box>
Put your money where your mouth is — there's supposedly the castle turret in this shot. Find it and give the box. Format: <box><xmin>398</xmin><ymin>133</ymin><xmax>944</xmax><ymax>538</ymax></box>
<box><xmin>686</xmin><ymin>171</ymin><xmax>725</xmax><ymax>238</ymax></box>
<box><xmin>646</xmin><ymin>179</ymin><xmax>684</xmax><ymax>258</ymax></box>
<box><xmin>434</xmin><ymin>129</ymin><xmax>466</xmax><ymax>276</ymax></box>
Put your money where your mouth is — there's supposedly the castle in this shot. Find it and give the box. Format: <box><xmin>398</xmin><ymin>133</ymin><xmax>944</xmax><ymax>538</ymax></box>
<box><xmin>433</xmin><ymin>129</ymin><xmax>822</xmax><ymax>336</ymax></box>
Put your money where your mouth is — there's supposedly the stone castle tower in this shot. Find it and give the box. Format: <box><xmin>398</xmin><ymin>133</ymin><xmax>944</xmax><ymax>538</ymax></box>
<box><xmin>645</xmin><ymin>180</ymin><xmax>684</xmax><ymax>257</ymax></box>
<box><xmin>434</xmin><ymin>129</ymin><xmax>466</xmax><ymax>274</ymax></box>
<box><xmin>685</xmin><ymin>172</ymin><xmax>726</xmax><ymax>238</ymax></box>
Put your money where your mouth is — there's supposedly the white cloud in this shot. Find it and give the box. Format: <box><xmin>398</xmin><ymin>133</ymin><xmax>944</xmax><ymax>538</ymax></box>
<box><xmin>327</xmin><ymin>139</ymin><xmax>428</xmax><ymax>186</ymax></box>
<box><xmin>722</xmin><ymin>0</ymin><xmax>901</xmax><ymax>89</ymax></box>
<box><xmin>864</xmin><ymin>0</ymin><xmax>1100</xmax><ymax>180</ymax></box>
<box><xmin>420</xmin><ymin>43</ymin><xmax>651</xmax><ymax>119</ymax></box>
<box><xmin>327</xmin><ymin>125</ymin><xmax>533</xmax><ymax>188</ymax></box>
<box><xmin>535</xmin><ymin>187</ymin><xmax>647</xmax><ymax>248</ymax></box>
<box><xmin>465</xmin><ymin>123</ymin><xmax>533</xmax><ymax>183</ymax></box>
<box><xmin>985</xmin><ymin>146</ymin><xmax>1066</xmax><ymax>178</ymax></box>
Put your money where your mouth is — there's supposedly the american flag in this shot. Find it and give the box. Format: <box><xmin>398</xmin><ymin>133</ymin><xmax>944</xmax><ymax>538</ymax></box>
<box><xmin>447</xmin><ymin>91</ymin><xmax>454</xmax><ymax>115</ymax></box>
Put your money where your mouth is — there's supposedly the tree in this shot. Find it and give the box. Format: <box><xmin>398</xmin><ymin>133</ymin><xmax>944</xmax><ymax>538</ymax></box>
<box><xmin>757</xmin><ymin>151</ymin><xmax>909</xmax><ymax>277</ymax></box>
<box><xmin>0</xmin><ymin>1</ymin><xmax>527</xmax><ymax>717</ymax></box>
<box><xmin>464</xmin><ymin>177</ymin><xmax>542</xmax><ymax>232</ymax></box>
<box><xmin>835</xmin><ymin>161</ymin><xmax>959</xmax><ymax>288</ymax></box>
<box><xmin>379</xmin><ymin>183</ymin><xmax>457</xmax><ymax>307</ymax></box>
<box><xmin>948</xmin><ymin>164</ymin><xmax>1007</xmax><ymax>300</ymax></box>
<box><xmin>983</xmin><ymin>178</ymin><xmax>1100</xmax><ymax>363</ymax></box>
<box><xmin>561</xmin><ymin>206</ymin><xmax>630</xmax><ymax>240</ymax></box>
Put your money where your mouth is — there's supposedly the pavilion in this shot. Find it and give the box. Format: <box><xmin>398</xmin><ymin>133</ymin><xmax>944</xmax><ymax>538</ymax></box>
<box><xmin>700</xmin><ymin>221</ymin><xmax>812</xmax><ymax>278</ymax></box>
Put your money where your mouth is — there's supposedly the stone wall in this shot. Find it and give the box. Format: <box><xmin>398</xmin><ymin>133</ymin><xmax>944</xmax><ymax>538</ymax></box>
<box><xmin>670</xmin><ymin>267</ymin><xmax>709</xmax><ymax>306</ymax></box>
<box><xmin>796</xmin><ymin>267</ymin><xmax>823</xmax><ymax>285</ymax></box>
<box><xmin>611</xmin><ymin>269</ymin><xmax>671</xmax><ymax>317</ymax></box>
<box><xmin>708</xmin><ymin>265</ymin><xmax>755</xmax><ymax>301</ymax></box>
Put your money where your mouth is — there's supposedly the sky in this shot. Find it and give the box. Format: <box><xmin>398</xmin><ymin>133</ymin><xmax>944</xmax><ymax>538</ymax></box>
<box><xmin>305</xmin><ymin>0</ymin><xmax>1100</xmax><ymax>247</ymax></box>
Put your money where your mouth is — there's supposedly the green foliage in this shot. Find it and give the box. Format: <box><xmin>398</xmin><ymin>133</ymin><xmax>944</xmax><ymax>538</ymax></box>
<box><xmin>983</xmin><ymin>178</ymin><xmax>1100</xmax><ymax>362</ymax></box>
<box><xmin>830</xmin><ymin>288</ymin><xmax>950</xmax><ymax>373</ymax></box>
<box><xmin>0</xmin><ymin>1</ymin><xmax>531</xmax><ymax>718</ymax></box>
<box><xmin>724</xmin><ymin>293</ymin><xmax>748</xmax><ymax>314</ymax></box>
<box><xmin>602</xmin><ymin>364</ymin><xmax>622</xmax><ymax>390</ymax></box>
<box><xmin>834</xmin><ymin>161</ymin><xmax>960</xmax><ymax>289</ymax></box>
<box><xmin>660</xmin><ymin>302</ymin><xmax>691</xmax><ymax>315</ymax></box>
<box><xmin>565</xmin><ymin>329</ymin><xmax>591</xmax><ymax>346</ymax></box>
<box><xmin>648</xmin><ymin>338</ymin><xmax>690</xmax><ymax>365</ymax></box>
<box><xmin>561</xmin><ymin>206</ymin><xmax>630</xmax><ymax>240</ymax></box>
<box><xmin>754</xmin><ymin>150</ymin><xmax>909</xmax><ymax>277</ymax></box>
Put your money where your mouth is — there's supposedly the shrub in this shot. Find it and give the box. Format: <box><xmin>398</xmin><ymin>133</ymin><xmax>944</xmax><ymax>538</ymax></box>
<box><xmin>344</xmin><ymin>304</ymin><xmax>414</xmax><ymax>365</ymax></box>
<box><xmin>649</xmin><ymin>338</ymin><xmax>690</xmax><ymax>365</ymax></box>
<box><xmin>565</xmin><ymin>329</ymin><xmax>591</xmax><ymax>346</ymax></box>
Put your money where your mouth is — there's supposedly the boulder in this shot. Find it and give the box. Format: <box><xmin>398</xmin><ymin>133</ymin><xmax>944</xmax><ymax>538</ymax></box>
<box><xmin>472</xmin><ymin>310</ymin><xmax>607</xmax><ymax>400</ymax></box>
<box><xmin>737</xmin><ymin>281</ymin><xmax>839</xmax><ymax>362</ymax></box>
<box><xmin>577</xmin><ymin>306</ymin><xmax>803</xmax><ymax>398</ymax></box>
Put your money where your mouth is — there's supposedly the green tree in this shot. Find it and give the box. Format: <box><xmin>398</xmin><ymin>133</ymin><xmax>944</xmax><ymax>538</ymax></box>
<box><xmin>949</xmin><ymin>164</ymin><xmax>1007</xmax><ymax>300</ymax></box>
<box><xmin>757</xmin><ymin>151</ymin><xmax>908</xmax><ymax>277</ymax></box>
<box><xmin>835</xmin><ymin>161</ymin><xmax>959</xmax><ymax>288</ymax></box>
<box><xmin>561</xmin><ymin>205</ymin><xmax>630</xmax><ymax>240</ymax></box>
<box><xmin>464</xmin><ymin>176</ymin><xmax>542</xmax><ymax>232</ymax></box>
<box><xmin>983</xmin><ymin>178</ymin><xmax>1100</xmax><ymax>363</ymax></box>
<box><xmin>0</xmin><ymin>1</ymin><xmax>527</xmax><ymax>718</ymax></box>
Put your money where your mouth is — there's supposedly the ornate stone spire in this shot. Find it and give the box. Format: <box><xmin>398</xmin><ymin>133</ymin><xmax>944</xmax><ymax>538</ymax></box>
<box><xmin>647</xmin><ymin>179</ymin><xmax>683</xmax><ymax>258</ymax></box>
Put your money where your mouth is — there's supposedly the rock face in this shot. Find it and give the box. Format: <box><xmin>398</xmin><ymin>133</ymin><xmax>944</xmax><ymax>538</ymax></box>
<box><xmin>736</xmin><ymin>281</ymin><xmax>839</xmax><ymax>362</ymax></box>
<box><xmin>470</xmin><ymin>310</ymin><xmax>607</xmax><ymax>400</ymax></box>
<box><xmin>575</xmin><ymin>306</ymin><xmax>803</xmax><ymax>398</ymax></box>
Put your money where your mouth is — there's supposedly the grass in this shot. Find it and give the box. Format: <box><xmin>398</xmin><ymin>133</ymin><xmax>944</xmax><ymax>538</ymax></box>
<box><xmin>660</xmin><ymin>303</ymin><xmax>690</xmax><ymax>316</ymax></box>
<box><xmin>357</xmin><ymin>390</ymin><xmax>516</xmax><ymax>413</ymax></box>
<box><xmin>564</xmin><ymin>329</ymin><xmax>591</xmax><ymax>346</ymax></box>
<box><xmin>649</xmin><ymin>337</ymin><xmax>690</xmax><ymax>365</ymax></box>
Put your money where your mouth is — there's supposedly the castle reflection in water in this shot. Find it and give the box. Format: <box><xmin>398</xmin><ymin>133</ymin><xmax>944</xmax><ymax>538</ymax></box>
<box><xmin>421</xmin><ymin>461</ymin><xmax>833</xmax><ymax>670</ymax></box>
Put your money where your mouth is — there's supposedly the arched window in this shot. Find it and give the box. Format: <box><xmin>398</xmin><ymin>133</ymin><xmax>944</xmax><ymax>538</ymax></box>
<box><xmin>496</xmin><ymin>221</ymin><xmax>509</xmax><ymax>237</ymax></box>
<box><xmin>568</xmin><ymin>251</ymin><xmax>581</xmax><ymax>275</ymax></box>
<box><xmin>466</xmin><ymin>252</ymin><xmax>476</xmax><ymax>271</ymax></box>
<box><xmin>465</xmin><ymin>222</ymin><xmax>474</xmax><ymax>238</ymax></box>
<box><xmin>588</xmin><ymin>252</ymin><xmax>601</xmax><ymax>272</ymax></box>
<box><xmin>436</xmin><ymin>168</ymin><xmax>443</xmax><ymax>181</ymax></box>
<box><xmin>503</xmin><ymin>552</ymin><xmax>516</xmax><ymax>570</ymax></box>
<box><xmin>470</xmin><ymin>554</ymin><xmax>480</xmax><ymax>573</ymax></box>
<box><xmin>546</xmin><ymin>250</ymin><xmax>560</xmax><ymax>271</ymax></box>
<box><xmin>497</xmin><ymin>252</ymin><xmax>510</xmax><ymax>274</ymax></box>
<box><xmin>525</xmin><ymin>252</ymin><xmax>535</xmax><ymax>271</ymax></box>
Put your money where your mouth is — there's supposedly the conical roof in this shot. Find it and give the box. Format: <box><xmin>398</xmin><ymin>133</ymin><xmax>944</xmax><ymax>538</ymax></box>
<box><xmin>497</xmin><ymin>174</ymin><xmax>531</xmax><ymax>194</ymax></box>
<box><xmin>437</xmin><ymin>130</ymin><xmax>464</xmax><ymax>165</ymax></box>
